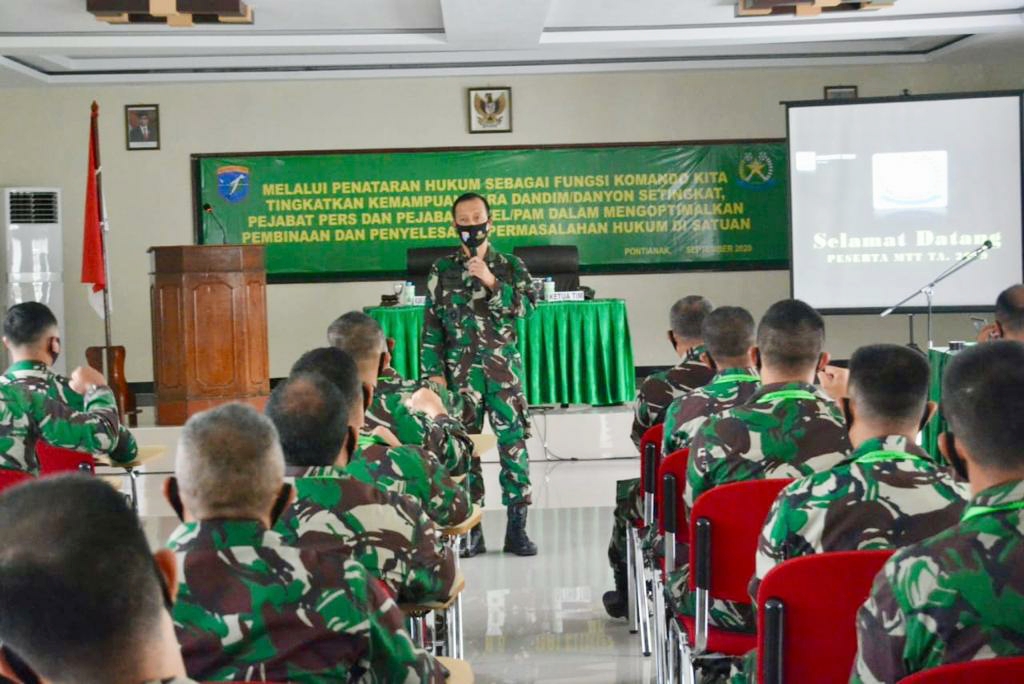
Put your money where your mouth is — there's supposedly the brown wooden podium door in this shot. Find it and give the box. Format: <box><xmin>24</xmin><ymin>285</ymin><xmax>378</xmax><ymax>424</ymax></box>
<box><xmin>149</xmin><ymin>245</ymin><xmax>269</xmax><ymax>425</ymax></box>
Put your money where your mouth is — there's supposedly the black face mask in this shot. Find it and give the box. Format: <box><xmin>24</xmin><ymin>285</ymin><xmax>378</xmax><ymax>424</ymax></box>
<box><xmin>345</xmin><ymin>427</ymin><xmax>358</xmax><ymax>460</ymax></box>
<box><xmin>842</xmin><ymin>397</ymin><xmax>933</xmax><ymax>435</ymax></box>
<box><xmin>269</xmin><ymin>483</ymin><xmax>292</xmax><ymax>527</ymax></box>
<box><xmin>377</xmin><ymin>352</ymin><xmax>387</xmax><ymax>378</ymax></box>
<box><xmin>944</xmin><ymin>432</ymin><xmax>970</xmax><ymax>481</ymax></box>
<box><xmin>361</xmin><ymin>385</ymin><xmax>372</xmax><ymax>412</ymax></box>
<box><xmin>458</xmin><ymin>222</ymin><xmax>489</xmax><ymax>249</ymax></box>
<box><xmin>1</xmin><ymin>645</ymin><xmax>40</xmax><ymax>684</ymax></box>
<box><xmin>49</xmin><ymin>336</ymin><xmax>60</xmax><ymax>367</ymax></box>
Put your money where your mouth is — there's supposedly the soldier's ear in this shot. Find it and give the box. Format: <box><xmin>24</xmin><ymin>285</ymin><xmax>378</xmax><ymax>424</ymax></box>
<box><xmin>938</xmin><ymin>432</ymin><xmax>970</xmax><ymax>481</ymax></box>
<box><xmin>919</xmin><ymin>401</ymin><xmax>938</xmax><ymax>432</ymax></box>
<box><xmin>667</xmin><ymin>331</ymin><xmax>677</xmax><ymax>350</ymax></box>
<box><xmin>700</xmin><ymin>351</ymin><xmax>717</xmax><ymax>371</ymax></box>
<box><xmin>362</xmin><ymin>383</ymin><xmax>374</xmax><ymax>411</ymax></box>
<box><xmin>749</xmin><ymin>346</ymin><xmax>762</xmax><ymax>372</ymax></box>
<box><xmin>816</xmin><ymin>352</ymin><xmax>831</xmax><ymax>374</ymax></box>
<box><xmin>152</xmin><ymin>548</ymin><xmax>179</xmax><ymax>608</ymax></box>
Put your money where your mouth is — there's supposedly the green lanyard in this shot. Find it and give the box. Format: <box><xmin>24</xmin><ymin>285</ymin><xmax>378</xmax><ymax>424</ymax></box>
<box><xmin>759</xmin><ymin>389</ymin><xmax>817</xmax><ymax>403</ymax></box>
<box><xmin>357</xmin><ymin>433</ymin><xmax>387</xmax><ymax>449</ymax></box>
<box><xmin>854</xmin><ymin>450</ymin><xmax>928</xmax><ymax>466</ymax></box>
<box><xmin>961</xmin><ymin>500</ymin><xmax>1024</xmax><ymax>524</ymax></box>
<box><xmin>715</xmin><ymin>374</ymin><xmax>759</xmax><ymax>386</ymax></box>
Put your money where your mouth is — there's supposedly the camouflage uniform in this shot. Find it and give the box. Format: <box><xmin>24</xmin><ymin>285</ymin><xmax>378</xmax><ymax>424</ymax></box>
<box><xmin>365</xmin><ymin>366</ymin><xmax>476</xmax><ymax>478</ymax></box>
<box><xmin>0</xmin><ymin>378</ymin><xmax>125</xmax><ymax>475</ymax></box>
<box><xmin>168</xmin><ymin>518</ymin><xmax>445</xmax><ymax>683</ymax></box>
<box><xmin>275</xmin><ymin>464</ymin><xmax>459</xmax><ymax>605</ymax></box>
<box><xmin>607</xmin><ymin>349</ymin><xmax>715</xmax><ymax>576</ymax></box>
<box><xmin>349</xmin><ymin>434</ymin><xmax>471</xmax><ymax>528</ymax></box>
<box><xmin>662</xmin><ymin>368</ymin><xmax>760</xmax><ymax>456</ymax></box>
<box><xmin>2</xmin><ymin>359</ymin><xmax>138</xmax><ymax>465</ymax></box>
<box><xmin>852</xmin><ymin>478</ymin><xmax>1024</xmax><ymax>683</ymax></box>
<box><xmin>724</xmin><ymin>436</ymin><xmax>968</xmax><ymax>683</ymax></box>
<box><xmin>667</xmin><ymin>382</ymin><xmax>851</xmax><ymax>632</ymax></box>
<box><xmin>422</xmin><ymin>247</ymin><xmax>535</xmax><ymax>507</ymax></box>
<box><xmin>630</xmin><ymin>346</ymin><xmax>715</xmax><ymax>449</ymax></box>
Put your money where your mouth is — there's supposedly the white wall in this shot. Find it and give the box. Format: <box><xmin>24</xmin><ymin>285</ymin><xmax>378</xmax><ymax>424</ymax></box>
<box><xmin>0</xmin><ymin>59</ymin><xmax>1011</xmax><ymax>381</ymax></box>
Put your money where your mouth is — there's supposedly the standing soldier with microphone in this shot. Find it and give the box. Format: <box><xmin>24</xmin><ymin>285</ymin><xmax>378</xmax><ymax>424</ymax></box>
<box><xmin>421</xmin><ymin>192</ymin><xmax>538</xmax><ymax>557</ymax></box>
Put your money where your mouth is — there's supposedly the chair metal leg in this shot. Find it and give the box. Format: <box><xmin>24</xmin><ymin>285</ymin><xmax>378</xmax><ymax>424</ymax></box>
<box><xmin>672</xmin><ymin>620</ymin><xmax>696</xmax><ymax>684</ymax></box>
<box><xmin>128</xmin><ymin>467</ymin><xmax>139</xmax><ymax>514</ymax></box>
<box><xmin>634</xmin><ymin>530</ymin><xmax>652</xmax><ymax>656</ymax></box>
<box><xmin>627</xmin><ymin>525</ymin><xmax>639</xmax><ymax>634</ymax></box>
<box><xmin>408</xmin><ymin>615</ymin><xmax>425</xmax><ymax>649</ymax></box>
<box><xmin>694</xmin><ymin>587</ymin><xmax>709</xmax><ymax>654</ymax></box>
<box><xmin>666</xmin><ymin>616</ymin><xmax>676</xmax><ymax>684</ymax></box>
<box><xmin>652</xmin><ymin>574</ymin><xmax>667</xmax><ymax>683</ymax></box>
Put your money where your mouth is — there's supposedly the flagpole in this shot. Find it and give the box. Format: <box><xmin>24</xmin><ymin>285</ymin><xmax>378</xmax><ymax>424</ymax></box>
<box><xmin>91</xmin><ymin>101</ymin><xmax>113</xmax><ymax>349</ymax></box>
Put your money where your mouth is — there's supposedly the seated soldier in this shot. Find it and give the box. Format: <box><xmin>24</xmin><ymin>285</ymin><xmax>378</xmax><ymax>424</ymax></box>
<box><xmin>670</xmin><ymin>299</ymin><xmax>852</xmax><ymax>633</ymax></box>
<box><xmin>294</xmin><ymin>347</ymin><xmax>471</xmax><ymax>528</ymax></box>
<box><xmin>0</xmin><ymin>476</ymin><xmax>196</xmax><ymax>684</ymax></box>
<box><xmin>604</xmin><ymin>296</ymin><xmax>715</xmax><ymax>615</ymax></box>
<box><xmin>976</xmin><ymin>283</ymin><xmax>1024</xmax><ymax>342</ymax></box>
<box><xmin>603</xmin><ymin>305</ymin><xmax>759</xmax><ymax>618</ymax></box>
<box><xmin>1</xmin><ymin>301</ymin><xmax>138</xmax><ymax>465</ymax></box>
<box><xmin>852</xmin><ymin>341</ymin><xmax>1024</xmax><ymax>682</ymax></box>
<box><xmin>329</xmin><ymin>311</ymin><xmax>475</xmax><ymax>477</ymax></box>
<box><xmin>267</xmin><ymin>366</ymin><xmax>459</xmax><ymax>605</ymax></box>
<box><xmin>164</xmin><ymin>402</ymin><xmax>446</xmax><ymax>682</ymax></box>
<box><xmin>725</xmin><ymin>344</ymin><xmax>967</xmax><ymax>682</ymax></box>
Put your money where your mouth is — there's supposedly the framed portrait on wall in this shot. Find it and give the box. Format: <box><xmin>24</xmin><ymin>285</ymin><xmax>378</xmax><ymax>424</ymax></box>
<box><xmin>468</xmin><ymin>87</ymin><xmax>512</xmax><ymax>133</ymax></box>
<box><xmin>125</xmin><ymin>104</ymin><xmax>160</xmax><ymax>150</ymax></box>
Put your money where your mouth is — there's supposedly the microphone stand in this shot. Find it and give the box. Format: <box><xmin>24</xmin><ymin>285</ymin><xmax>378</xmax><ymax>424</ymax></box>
<box><xmin>203</xmin><ymin>205</ymin><xmax>229</xmax><ymax>244</ymax></box>
<box><xmin>880</xmin><ymin>243</ymin><xmax>992</xmax><ymax>349</ymax></box>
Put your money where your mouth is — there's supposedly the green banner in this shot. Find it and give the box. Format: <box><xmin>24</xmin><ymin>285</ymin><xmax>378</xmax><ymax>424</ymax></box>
<box><xmin>194</xmin><ymin>142</ymin><xmax>788</xmax><ymax>280</ymax></box>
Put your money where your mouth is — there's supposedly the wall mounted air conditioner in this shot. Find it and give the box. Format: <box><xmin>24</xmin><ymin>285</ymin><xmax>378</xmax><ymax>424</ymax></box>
<box><xmin>2</xmin><ymin>188</ymin><xmax>65</xmax><ymax>374</ymax></box>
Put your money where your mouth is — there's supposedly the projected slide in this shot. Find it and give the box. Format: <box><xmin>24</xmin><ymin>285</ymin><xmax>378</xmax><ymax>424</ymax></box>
<box><xmin>789</xmin><ymin>94</ymin><xmax>1023</xmax><ymax>311</ymax></box>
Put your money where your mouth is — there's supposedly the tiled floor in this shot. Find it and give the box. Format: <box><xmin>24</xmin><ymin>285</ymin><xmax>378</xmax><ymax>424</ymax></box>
<box><xmin>130</xmin><ymin>407</ymin><xmax>648</xmax><ymax>683</ymax></box>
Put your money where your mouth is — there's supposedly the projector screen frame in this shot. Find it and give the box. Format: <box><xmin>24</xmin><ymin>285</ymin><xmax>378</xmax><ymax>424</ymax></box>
<box><xmin>784</xmin><ymin>89</ymin><xmax>1024</xmax><ymax>315</ymax></box>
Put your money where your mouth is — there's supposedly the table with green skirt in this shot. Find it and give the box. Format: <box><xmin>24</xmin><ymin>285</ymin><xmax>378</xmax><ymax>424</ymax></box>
<box><xmin>366</xmin><ymin>299</ymin><xmax>636</xmax><ymax>406</ymax></box>
<box><xmin>923</xmin><ymin>347</ymin><xmax>956</xmax><ymax>462</ymax></box>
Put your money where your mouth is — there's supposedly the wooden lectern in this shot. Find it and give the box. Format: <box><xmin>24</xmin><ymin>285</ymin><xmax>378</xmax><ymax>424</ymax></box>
<box><xmin>148</xmin><ymin>245</ymin><xmax>270</xmax><ymax>425</ymax></box>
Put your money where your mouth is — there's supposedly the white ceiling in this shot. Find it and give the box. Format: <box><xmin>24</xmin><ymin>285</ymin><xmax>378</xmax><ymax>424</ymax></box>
<box><xmin>0</xmin><ymin>0</ymin><xmax>1020</xmax><ymax>84</ymax></box>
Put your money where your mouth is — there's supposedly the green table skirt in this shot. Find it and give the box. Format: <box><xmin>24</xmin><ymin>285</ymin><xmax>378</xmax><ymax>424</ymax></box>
<box><xmin>923</xmin><ymin>347</ymin><xmax>955</xmax><ymax>462</ymax></box>
<box><xmin>366</xmin><ymin>300</ymin><xmax>636</xmax><ymax>406</ymax></box>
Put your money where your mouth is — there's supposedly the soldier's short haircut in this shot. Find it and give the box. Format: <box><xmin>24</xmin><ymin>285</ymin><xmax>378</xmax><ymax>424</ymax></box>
<box><xmin>327</xmin><ymin>311</ymin><xmax>386</xmax><ymax>365</ymax></box>
<box><xmin>702</xmin><ymin>306</ymin><xmax>755</xmax><ymax>360</ymax></box>
<box><xmin>670</xmin><ymin>295</ymin><xmax>713</xmax><ymax>340</ymax></box>
<box><xmin>177</xmin><ymin>403</ymin><xmax>284</xmax><ymax>520</ymax></box>
<box><xmin>266</xmin><ymin>372</ymin><xmax>350</xmax><ymax>468</ymax></box>
<box><xmin>451</xmin><ymin>192</ymin><xmax>491</xmax><ymax>219</ymax></box>
<box><xmin>943</xmin><ymin>341</ymin><xmax>1024</xmax><ymax>471</ymax></box>
<box><xmin>290</xmin><ymin>347</ymin><xmax>363</xmax><ymax>419</ymax></box>
<box><xmin>995</xmin><ymin>284</ymin><xmax>1024</xmax><ymax>333</ymax></box>
<box><xmin>3</xmin><ymin>301</ymin><xmax>58</xmax><ymax>346</ymax></box>
<box><xmin>756</xmin><ymin>299</ymin><xmax>826</xmax><ymax>372</ymax></box>
<box><xmin>0</xmin><ymin>476</ymin><xmax>166</xmax><ymax>683</ymax></box>
<box><xmin>849</xmin><ymin>344</ymin><xmax>929</xmax><ymax>424</ymax></box>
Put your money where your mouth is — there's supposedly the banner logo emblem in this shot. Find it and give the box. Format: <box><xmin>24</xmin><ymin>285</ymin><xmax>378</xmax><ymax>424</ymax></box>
<box><xmin>738</xmin><ymin>151</ymin><xmax>775</xmax><ymax>189</ymax></box>
<box><xmin>217</xmin><ymin>165</ymin><xmax>250</xmax><ymax>203</ymax></box>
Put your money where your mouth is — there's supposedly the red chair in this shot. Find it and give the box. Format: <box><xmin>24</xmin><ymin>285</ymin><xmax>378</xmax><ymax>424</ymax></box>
<box><xmin>897</xmin><ymin>657</ymin><xmax>1024</xmax><ymax>683</ymax></box>
<box><xmin>681</xmin><ymin>478</ymin><xmax>794</xmax><ymax>658</ymax></box>
<box><xmin>656</xmin><ymin>448</ymin><xmax>690</xmax><ymax>544</ymax></box>
<box><xmin>35</xmin><ymin>441</ymin><xmax>95</xmax><ymax>475</ymax></box>
<box><xmin>756</xmin><ymin>550</ymin><xmax>894</xmax><ymax>684</ymax></box>
<box><xmin>0</xmin><ymin>469</ymin><xmax>33</xmax><ymax>494</ymax></box>
<box><xmin>639</xmin><ymin>424</ymin><xmax>665</xmax><ymax>495</ymax></box>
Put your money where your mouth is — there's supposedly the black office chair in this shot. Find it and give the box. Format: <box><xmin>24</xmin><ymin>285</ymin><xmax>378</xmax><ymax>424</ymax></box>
<box><xmin>406</xmin><ymin>246</ymin><xmax>457</xmax><ymax>293</ymax></box>
<box><xmin>513</xmin><ymin>246</ymin><xmax>580</xmax><ymax>292</ymax></box>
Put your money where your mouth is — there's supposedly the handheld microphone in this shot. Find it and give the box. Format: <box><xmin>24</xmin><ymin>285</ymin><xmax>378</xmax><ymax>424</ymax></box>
<box><xmin>202</xmin><ymin>203</ymin><xmax>229</xmax><ymax>244</ymax></box>
<box><xmin>960</xmin><ymin>239</ymin><xmax>994</xmax><ymax>260</ymax></box>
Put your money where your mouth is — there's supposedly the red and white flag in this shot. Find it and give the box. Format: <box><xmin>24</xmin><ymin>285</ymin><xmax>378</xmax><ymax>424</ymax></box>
<box><xmin>82</xmin><ymin>102</ymin><xmax>107</xmax><ymax>320</ymax></box>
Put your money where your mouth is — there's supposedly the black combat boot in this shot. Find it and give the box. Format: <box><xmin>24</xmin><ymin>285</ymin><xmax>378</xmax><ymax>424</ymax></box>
<box><xmin>602</xmin><ymin>566</ymin><xmax>629</xmax><ymax>619</ymax></box>
<box><xmin>459</xmin><ymin>524</ymin><xmax>486</xmax><ymax>558</ymax></box>
<box><xmin>503</xmin><ymin>503</ymin><xmax>538</xmax><ymax>556</ymax></box>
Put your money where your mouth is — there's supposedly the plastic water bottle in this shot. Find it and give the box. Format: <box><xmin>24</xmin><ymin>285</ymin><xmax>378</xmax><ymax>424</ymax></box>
<box><xmin>404</xmin><ymin>281</ymin><xmax>415</xmax><ymax>305</ymax></box>
<box><xmin>543</xmin><ymin>277</ymin><xmax>555</xmax><ymax>301</ymax></box>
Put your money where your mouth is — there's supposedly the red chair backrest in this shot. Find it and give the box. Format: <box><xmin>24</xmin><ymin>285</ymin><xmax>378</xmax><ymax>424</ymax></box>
<box><xmin>687</xmin><ymin>478</ymin><xmax>793</xmax><ymax>602</ymax></box>
<box><xmin>756</xmin><ymin>550</ymin><xmax>894</xmax><ymax>684</ymax></box>
<box><xmin>657</xmin><ymin>448</ymin><xmax>690</xmax><ymax>538</ymax></box>
<box><xmin>897</xmin><ymin>657</ymin><xmax>1024</xmax><ymax>683</ymax></box>
<box><xmin>35</xmin><ymin>442</ymin><xmax>95</xmax><ymax>475</ymax></box>
<box><xmin>0</xmin><ymin>469</ymin><xmax>34</xmax><ymax>494</ymax></box>
<box><xmin>639</xmin><ymin>423</ymin><xmax>664</xmax><ymax>492</ymax></box>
